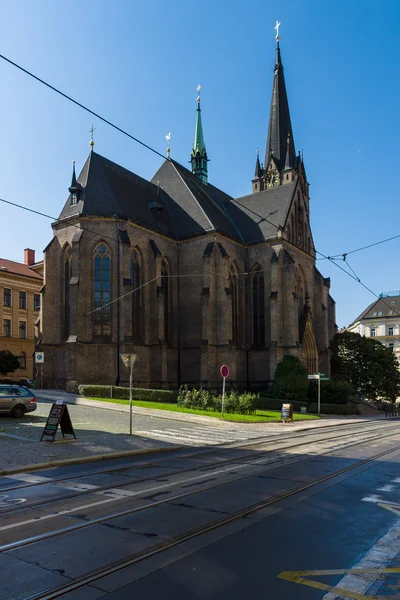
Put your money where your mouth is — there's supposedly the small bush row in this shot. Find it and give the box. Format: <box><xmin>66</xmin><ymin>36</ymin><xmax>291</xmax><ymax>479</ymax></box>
<box><xmin>177</xmin><ymin>385</ymin><xmax>258</xmax><ymax>415</ymax></box>
<box><xmin>78</xmin><ymin>385</ymin><xmax>178</xmax><ymax>403</ymax></box>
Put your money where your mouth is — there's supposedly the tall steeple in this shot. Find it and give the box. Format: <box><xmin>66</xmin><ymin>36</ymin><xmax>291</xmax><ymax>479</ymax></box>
<box><xmin>265</xmin><ymin>26</ymin><xmax>296</xmax><ymax>171</ymax></box>
<box><xmin>191</xmin><ymin>84</ymin><xmax>208</xmax><ymax>183</ymax></box>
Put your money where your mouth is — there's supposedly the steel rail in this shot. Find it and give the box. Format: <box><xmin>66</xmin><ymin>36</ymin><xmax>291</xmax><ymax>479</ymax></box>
<box><xmin>0</xmin><ymin>419</ymin><xmax>392</xmax><ymax>494</ymax></box>
<box><xmin>0</xmin><ymin>422</ymin><xmax>396</xmax><ymax>515</ymax></box>
<box><xmin>25</xmin><ymin>439</ymin><xmax>400</xmax><ymax>600</ymax></box>
<box><xmin>3</xmin><ymin>427</ymin><xmax>399</xmax><ymax>555</ymax></box>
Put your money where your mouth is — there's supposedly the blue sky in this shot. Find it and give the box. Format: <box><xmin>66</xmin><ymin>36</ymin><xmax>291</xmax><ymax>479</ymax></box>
<box><xmin>0</xmin><ymin>0</ymin><xmax>399</xmax><ymax>328</ymax></box>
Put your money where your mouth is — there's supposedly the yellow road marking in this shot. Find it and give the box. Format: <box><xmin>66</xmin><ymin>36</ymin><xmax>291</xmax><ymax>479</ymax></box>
<box><xmin>378</xmin><ymin>502</ymin><xmax>400</xmax><ymax>516</ymax></box>
<box><xmin>278</xmin><ymin>567</ymin><xmax>400</xmax><ymax>600</ymax></box>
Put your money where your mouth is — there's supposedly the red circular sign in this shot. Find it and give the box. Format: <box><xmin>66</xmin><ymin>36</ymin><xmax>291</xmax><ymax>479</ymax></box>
<box><xmin>220</xmin><ymin>365</ymin><xmax>229</xmax><ymax>378</ymax></box>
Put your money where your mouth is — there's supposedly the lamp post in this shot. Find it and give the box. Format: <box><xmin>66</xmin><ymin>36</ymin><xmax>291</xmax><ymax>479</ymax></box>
<box><xmin>120</xmin><ymin>353</ymin><xmax>137</xmax><ymax>435</ymax></box>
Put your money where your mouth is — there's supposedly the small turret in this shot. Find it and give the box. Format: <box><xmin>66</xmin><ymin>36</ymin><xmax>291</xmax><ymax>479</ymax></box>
<box><xmin>68</xmin><ymin>161</ymin><xmax>83</xmax><ymax>205</ymax></box>
<box><xmin>190</xmin><ymin>85</ymin><xmax>208</xmax><ymax>183</ymax></box>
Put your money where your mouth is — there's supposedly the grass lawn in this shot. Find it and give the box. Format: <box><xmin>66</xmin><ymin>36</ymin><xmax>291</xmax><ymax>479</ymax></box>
<box><xmin>85</xmin><ymin>397</ymin><xmax>320</xmax><ymax>422</ymax></box>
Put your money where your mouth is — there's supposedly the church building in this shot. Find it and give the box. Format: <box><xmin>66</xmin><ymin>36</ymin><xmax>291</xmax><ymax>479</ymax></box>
<box><xmin>40</xmin><ymin>35</ymin><xmax>336</xmax><ymax>390</ymax></box>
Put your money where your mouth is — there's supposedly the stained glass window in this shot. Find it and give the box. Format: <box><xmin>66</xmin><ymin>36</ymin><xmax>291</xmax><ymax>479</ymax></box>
<box><xmin>161</xmin><ymin>260</ymin><xmax>170</xmax><ymax>343</ymax></box>
<box><xmin>252</xmin><ymin>266</ymin><xmax>265</xmax><ymax>346</ymax></box>
<box><xmin>93</xmin><ymin>243</ymin><xmax>111</xmax><ymax>338</ymax></box>
<box><xmin>64</xmin><ymin>247</ymin><xmax>72</xmax><ymax>338</ymax></box>
<box><xmin>230</xmin><ymin>265</ymin><xmax>239</xmax><ymax>343</ymax></box>
<box><xmin>131</xmin><ymin>249</ymin><xmax>141</xmax><ymax>340</ymax></box>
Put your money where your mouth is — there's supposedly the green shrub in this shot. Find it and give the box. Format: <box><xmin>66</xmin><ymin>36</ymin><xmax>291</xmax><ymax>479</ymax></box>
<box><xmin>308</xmin><ymin>402</ymin><xmax>357</xmax><ymax>415</ymax></box>
<box><xmin>273</xmin><ymin>355</ymin><xmax>309</xmax><ymax>401</ymax></box>
<box><xmin>78</xmin><ymin>385</ymin><xmax>178</xmax><ymax>403</ymax></box>
<box><xmin>308</xmin><ymin>379</ymin><xmax>353</xmax><ymax>405</ymax></box>
<box><xmin>176</xmin><ymin>386</ymin><xmax>258</xmax><ymax>415</ymax></box>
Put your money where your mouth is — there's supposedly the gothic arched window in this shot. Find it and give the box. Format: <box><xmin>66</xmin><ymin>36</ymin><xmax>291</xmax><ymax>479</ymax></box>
<box><xmin>131</xmin><ymin>249</ymin><xmax>142</xmax><ymax>341</ymax></box>
<box><xmin>93</xmin><ymin>243</ymin><xmax>111</xmax><ymax>338</ymax></box>
<box><xmin>64</xmin><ymin>247</ymin><xmax>72</xmax><ymax>338</ymax></box>
<box><xmin>252</xmin><ymin>266</ymin><xmax>265</xmax><ymax>346</ymax></box>
<box><xmin>161</xmin><ymin>260</ymin><xmax>170</xmax><ymax>343</ymax></box>
<box><xmin>230</xmin><ymin>264</ymin><xmax>239</xmax><ymax>343</ymax></box>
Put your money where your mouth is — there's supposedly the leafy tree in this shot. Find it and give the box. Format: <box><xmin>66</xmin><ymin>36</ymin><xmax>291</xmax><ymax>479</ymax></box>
<box><xmin>330</xmin><ymin>331</ymin><xmax>400</xmax><ymax>402</ymax></box>
<box><xmin>273</xmin><ymin>354</ymin><xmax>309</xmax><ymax>401</ymax></box>
<box><xmin>0</xmin><ymin>350</ymin><xmax>20</xmax><ymax>376</ymax></box>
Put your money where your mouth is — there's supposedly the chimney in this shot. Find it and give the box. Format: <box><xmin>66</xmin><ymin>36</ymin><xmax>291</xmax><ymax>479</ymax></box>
<box><xmin>24</xmin><ymin>248</ymin><xmax>35</xmax><ymax>266</ymax></box>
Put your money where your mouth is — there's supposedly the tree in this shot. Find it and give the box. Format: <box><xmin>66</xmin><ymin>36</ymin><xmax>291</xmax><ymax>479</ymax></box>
<box><xmin>330</xmin><ymin>331</ymin><xmax>400</xmax><ymax>402</ymax></box>
<box><xmin>0</xmin><ymin>350</ymin><xmax>20</xmax><ymax>376</ymax></box>
<box><xmin>273</xmin><ymin>354</ymin><xmax>309</xmax><ymax>401</ymax></box>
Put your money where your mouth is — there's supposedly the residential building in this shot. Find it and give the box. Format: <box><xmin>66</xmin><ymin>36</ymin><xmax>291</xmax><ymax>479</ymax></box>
<box><xmin>39</xmin><ymin>35</ymin><xmax>336</xmax><ymax>391</ymax></box>
<box><xmin>0</xmin><ymin>249</ymin><xmax>43</xmax><ymax>380</ymax></box>
<box><xmin>347</xmin><ymin>291</ymin><xmax>400</xmax><ymax>360</ymax></box>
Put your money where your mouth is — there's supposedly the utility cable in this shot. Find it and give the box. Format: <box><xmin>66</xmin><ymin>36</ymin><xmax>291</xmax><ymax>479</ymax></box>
<box><xmin>0</xmin><ymin>53</ymin><xmax>166</xmax><ymax>161</ymax></box>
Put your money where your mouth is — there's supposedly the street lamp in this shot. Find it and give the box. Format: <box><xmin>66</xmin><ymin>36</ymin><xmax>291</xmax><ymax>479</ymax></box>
<box><xmin>120</xmin><ymin>353</ymin><xmax>137</xmax><ymax>435</ymax></box>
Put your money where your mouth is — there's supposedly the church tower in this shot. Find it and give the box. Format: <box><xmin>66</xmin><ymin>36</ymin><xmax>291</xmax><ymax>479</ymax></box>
<box><xmin>191</xmin><ymin>85</ymin><xmax>208</xmax><ymax>183</ymax></box>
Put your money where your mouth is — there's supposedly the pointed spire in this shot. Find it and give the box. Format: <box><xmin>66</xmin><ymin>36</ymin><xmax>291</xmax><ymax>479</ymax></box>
<box><xmin>68</xmin><ymin>160</ymin><xmax>83</xmax><ymax>203</ymax></box>
<box><xmin>191</xmin><ymin>84</ymin><xmax>208</xmax><ymax>183</ymax></box>
<box><xmin>254</xmin><ymin>148</ymin><xmax>262</xmax><ymax>177</ymax></box>
<box><xmin>265</xmin><ymin>25</ymin><xmax>296</xmax><ymax>170</ymax></box>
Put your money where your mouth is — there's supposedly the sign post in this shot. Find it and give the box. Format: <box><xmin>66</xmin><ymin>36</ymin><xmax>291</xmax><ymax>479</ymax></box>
<box><xmin>120</xmin><ymin>353</ymin><xmax>137</xmax><ymax>436</ymax></box>
<box><xmin>307</xmin><ymin>373</ymin><xmax>329</xmax><ymax>415</ymax></box>
<box><xmin>220</xmin><ymin>365</ymin><xmax>229</xmax><ymax>418</ymax></box>
<box><xmin>35</xmin><ymin>352</ymin><xmax>44</xmax><ymax>389</ymax></box>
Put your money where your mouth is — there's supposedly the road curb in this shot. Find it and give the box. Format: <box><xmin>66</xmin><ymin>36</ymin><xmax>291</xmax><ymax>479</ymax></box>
<box><xmin>0</xmin><ymin>445</ymin><xmax>183</xmax><ymax>477</ymax></box>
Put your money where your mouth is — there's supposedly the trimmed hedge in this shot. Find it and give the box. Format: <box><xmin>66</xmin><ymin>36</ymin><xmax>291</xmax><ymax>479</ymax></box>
<box><xmin>257</xmin><ymin>397</ymin><xmax>308</xmax><ymax>411</ymax></box>
<box><xmin>177</xmin><ymin>385</ymin><xmax>258</xmax><ymax>415</ymax></box>
<box><xmin>309</xmin><ymin>402</ymin><xmax>357</xmax><ymax>415</ymax></box>
<box><xmin>308</xmin><ymin>379</ymin><xmax>353</xmax><ymax>405</ymax></box>
<box><xmin>78</xmin><ymin>385</ymin><xmax>178</xmax><ymax>403</ymax></box>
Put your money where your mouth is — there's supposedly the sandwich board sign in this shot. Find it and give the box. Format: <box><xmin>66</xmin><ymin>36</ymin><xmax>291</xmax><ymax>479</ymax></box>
<box><xmin>280</xmin><ymin>403</ymin><xmax>293</xmax><ymax>423</ymax></box>
<box><xmin>40</xmin><ymin>400</ymin><xmax>76</xmax><ymax>442</ymax></box>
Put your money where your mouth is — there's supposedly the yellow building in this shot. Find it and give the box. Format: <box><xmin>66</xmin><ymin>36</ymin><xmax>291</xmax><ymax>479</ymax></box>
<box><xmin>0</xmin><ymin>249</ymin><xmax>43</xmax><ymax>381</ymax></box>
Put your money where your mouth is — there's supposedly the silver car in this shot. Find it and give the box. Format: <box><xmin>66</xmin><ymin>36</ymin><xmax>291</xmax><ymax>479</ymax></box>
<box><xmin>0</xmin><ymin>385</ymin><xmax>37</xmax><ymax>417</ymax></box>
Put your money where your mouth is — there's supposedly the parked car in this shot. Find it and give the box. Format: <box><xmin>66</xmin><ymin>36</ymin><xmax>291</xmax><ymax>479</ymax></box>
<box><xmin>0</xmin><ymin>384</ymin><xmax>37</xmax><ymax>417</ymax></box>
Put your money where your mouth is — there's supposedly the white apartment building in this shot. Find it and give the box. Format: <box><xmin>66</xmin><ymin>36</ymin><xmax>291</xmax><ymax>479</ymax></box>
<box><xmin>347</xmin><ymin>291</ymin><xmax>400</xmax><ymax>360</ymax></box>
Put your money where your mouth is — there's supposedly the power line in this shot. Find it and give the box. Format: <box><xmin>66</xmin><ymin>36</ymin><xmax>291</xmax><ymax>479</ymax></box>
<box><xmin>0</xmin><ymin>53</ymin><xmax>166</xmax><ymax>161</ymax></box>
<box><xmin>317</xmin><ymin>232</ymin><xmax>400</xmax><ymax>261</ymax></box>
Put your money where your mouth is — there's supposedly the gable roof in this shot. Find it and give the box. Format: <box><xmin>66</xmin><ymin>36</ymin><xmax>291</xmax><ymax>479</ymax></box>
<box><xmin>151</xmin><ymin>160</ymin><xmax>242</xmax><ymax>241</ymax></box>
<box><xmin>349</xmin><ymin>295</ymin><xmax>400</xmax><ymax>326</ymax></box>
<box><xmin>0</xmin><ymin>258</ymin><xmax>43</xmax><ymax>280</ymax></box>
<box><xmin>224</xmin><ymin>179</ymin><xmax>297</xmax><ymax>244</ymax></box>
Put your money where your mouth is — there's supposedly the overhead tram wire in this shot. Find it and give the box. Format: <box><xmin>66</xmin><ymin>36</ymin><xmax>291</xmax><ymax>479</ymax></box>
<box><xmin>0</xmin><ymin>53</ymin><xmax>166</xmax><ymax>161</ymax></box>
<box><xmin>316</xmin><ymin>231</ymin><xmax>400</xmax><ymax>261</ymax></box>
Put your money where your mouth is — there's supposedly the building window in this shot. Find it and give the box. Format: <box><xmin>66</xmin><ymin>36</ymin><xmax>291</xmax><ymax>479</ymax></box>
<box><xmin>64</xmin><ymin>248</ymin><xmax>72</xmax><ymax>338</ymax></box>
<box><xmin>370</xmin><ymin>328</ymin><xmax>376</xmax><ymax>337</ymax></box>
<box><xmin>161</xmin><ymin>260</ymin><xmax>170</xmax><ymax>343</ymax></box>
<box><xmin>18</xmin><ymin>352</ymin><xmax>26</xmax><ymax>369</ymax></box>
<box><xmin>3</xmin><ymin>288</ymin><xmax>11</xmax><ymax>307</ymax></box>
<box><xmin>71</xmin><ymin>192</ymin><xmax>78</xmax><ymax>205</ymax></box>
<box><xmin>19</xmin><ymin>321</ymin><xmax>27</xmax><ymax>339</ymax></box>
<box><xmin>19</xmin><ymin>291</ymin><xmax>27</xmax><ymax>309</ymax></box>
<box><xmin>251</xmin><ymin>266</ymin><xmax>265</xmax><ymax>346</ymax></box>
<box><xmin>391</xmin><ymin>300</ymin><xmax>396</xmax><ymax>305</ymax></box>
<box><xmin>389</xmin><ymin>310</ymin><xmax>394</xmax><ymax>315</ymax></box>
<box><xmin>230</xmin><ymin>265</ymin><xmax>239</xmax><ymax>343</ymax></box>
<box><xmin>388</xmin><ymin>327</ymin><xmax>394</xmax><ymax>336</ymax></box>
<box><xmin>34</xmin><ymin>294</ymin><xmax>40</xmax><ymax>311</ymax></box>
<box><xmin>3</xmin><ymin>319</ymin><xmax>11</xmax><ymax>337</ymax></box>
<box><xmin>378</xmin><ymin>311</ymin><xmax>383</xmax><ymax>316</ymax></box>
<box><xmin>372</xmin><ymin>312</ymin><xmax>377</xmax><ymax>316</ymax></box>
<box><xmin>93</xmin><ymin>243</ymin><xmax>111</xmax><ymax>338</ymax></box>
<box><xmin>389</xmin><ymin>343</ymin><xmax>394</xmax><ymax>352</ymax></box>
<box><xmin>131</xmin><ymin>249</ymin><xmax>142</xmax><ymax>341</ymax></box>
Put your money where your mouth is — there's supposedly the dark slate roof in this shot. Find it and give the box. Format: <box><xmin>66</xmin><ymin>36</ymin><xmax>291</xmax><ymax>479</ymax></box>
<box><xmin>58</xmin><ymin>152</ymin><xmax>179</xmax><ymax>238</ymax></box>
<box><xmin>350</xmin><ymin>295</ymin><xmax>400</xmax><ymax>325</ymax></box>
<box><xmin>224</xmin><ymin>179</ymin><xmax>297</xmax><ymax>244</ymax></box>
<box><xmin>151</xmin><ymin>160</ymin><xmax>242</xmax><ymax>241</ymax></box>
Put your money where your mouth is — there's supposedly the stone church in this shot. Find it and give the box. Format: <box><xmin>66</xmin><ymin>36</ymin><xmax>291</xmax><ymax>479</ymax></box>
<box><xmin>40</xmin><ymin>38</ymin><xmax>336</xmax><ymax>390</ymax></box>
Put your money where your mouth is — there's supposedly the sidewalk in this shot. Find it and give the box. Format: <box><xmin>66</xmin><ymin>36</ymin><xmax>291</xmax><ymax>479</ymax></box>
<box><xmin>36</xmin><ymin>389</ymin><xmax>386</xmax><ymax>431</ymax></box>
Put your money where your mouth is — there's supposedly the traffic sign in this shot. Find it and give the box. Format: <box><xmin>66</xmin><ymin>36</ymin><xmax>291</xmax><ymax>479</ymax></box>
<box><xmin>220</xmin><ymin>365</ymin><xmax>229</xmax><ymax>379</ymax></box>
<box><xmin>308</xmin><ymin>374</ymin><xmax>319</xmax><ymax>380</ymax></box>
<box><xmin>35</xmin><ymin>352</ymin><xmax>44</xmax><ymax>364</ymax></box>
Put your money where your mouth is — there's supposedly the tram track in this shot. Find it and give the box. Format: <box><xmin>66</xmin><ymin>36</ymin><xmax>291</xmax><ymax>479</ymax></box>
<box><xmin>2</xmin><ymin>425</ymin><xmax>399</xmax><ymax>554</ymax></box>
<box><xmin>0</xmin><ymin>418</ymin><xmax>391</xmax><ymax>494</ymax></box>
<box><xmin>0</xmin><ymin>421</ymin><xmax>397</xmax><ymax>515</ymax></box>
<box><xmin>23</xmin><ymin>437</ymin><xmax>400</xmax><ymax>600</ymax></box>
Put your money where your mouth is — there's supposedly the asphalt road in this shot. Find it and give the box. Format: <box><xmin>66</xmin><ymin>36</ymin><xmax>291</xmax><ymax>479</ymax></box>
<box><xmin>1</xmin><ymin>419</ymin><xmax>400</xmax><ymax>599</ymax></box>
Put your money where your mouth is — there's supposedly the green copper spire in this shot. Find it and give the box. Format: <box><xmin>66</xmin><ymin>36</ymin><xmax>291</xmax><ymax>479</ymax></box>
<box><xmin>191</xmin><ymin>84</ymin><xmax>208</xmax><ymax>183</ymax></box>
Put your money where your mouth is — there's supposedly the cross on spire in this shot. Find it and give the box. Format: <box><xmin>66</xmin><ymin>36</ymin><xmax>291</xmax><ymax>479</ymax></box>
<box><xmin>166</xmin><ymin>132</ymin><xmax>171</xmax><ymax>158</ymax></box>
<box><xmin>89</xmin><ymin>125</ymin><xmax>96</xmax><ymax>150</ymax></box>
<box><xmin>274</xmin><ymin>20</ymin><xmax>281</xmax><ymax>40</ymax></box>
